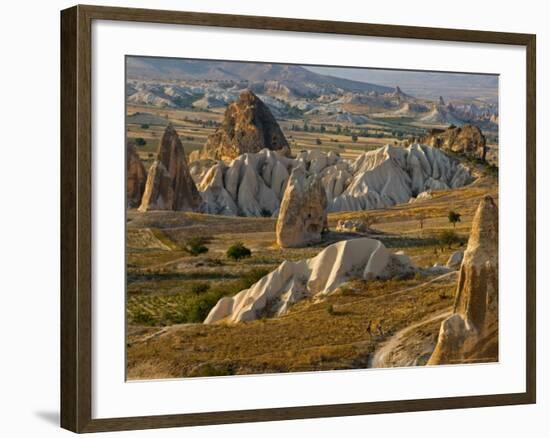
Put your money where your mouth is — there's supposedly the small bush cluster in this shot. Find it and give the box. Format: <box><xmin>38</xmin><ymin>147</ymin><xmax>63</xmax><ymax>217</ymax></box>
<box><xmin>183</xmin><ymin>237</ymin><xmax>209</xmax><ymax>256</ymax></box>
<box><xmin>226</xmin><ymin>242</ymin><xmax>252</xmax><ymax>260</ymax></box>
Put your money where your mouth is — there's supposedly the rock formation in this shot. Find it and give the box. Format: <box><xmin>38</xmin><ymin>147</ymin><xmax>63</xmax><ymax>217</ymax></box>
<box><xmin>428</xmin><ymin>196</ymin><xmax>498</xmax><ymax>365</ymax></box>
<box><xmin>446</xmin><ymin>250</ymin><xmax>464</xmax><ymax>269</ymax></box>
<box><xmin>421</xmin><ymin>124</ymin><xmax>487</xmax><ymax>162</ymax></box>
<box><xmin>196</xmin><ymin>144</ymin><xmax>474</xmax><ymax>217</ymax></box>
<box><xmin>276</xmin><ymin>167</ymin><xmax>328</xmax><ymax>248</ymax></box>
<box><xmin>204</xmin><ymin>238</ymin><xmax>416</xmax><ymax>324</ymax></box>
<box><xmin>328</xmin><ymin>144</ymin><xmax>472</xmax><ymax>211</ymax></box>
<box><xmin>200</xmin><ymin>90</ymin><xmax>291</xmax><ymax>161</ymax></box>
<box><xmin>139</xmin><ymin>124</ymin><xmax>202</xmax><ymax>212</ymax></box>
<box><xmin>126</xmin><ymin>140</ymin><xmax>147</xmax><ymax>208</ymax></box>
<box><xmin>336</xmin><ymin>219</ymin><xmax>370</xmax><ymax>233</ymax></box>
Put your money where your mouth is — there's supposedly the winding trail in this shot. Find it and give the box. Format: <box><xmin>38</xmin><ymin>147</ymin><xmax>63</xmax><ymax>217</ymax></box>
<box><xmin>370</xmin><ymin>308</ymin><xmax>452</xmax><ymax>368</ymax></box>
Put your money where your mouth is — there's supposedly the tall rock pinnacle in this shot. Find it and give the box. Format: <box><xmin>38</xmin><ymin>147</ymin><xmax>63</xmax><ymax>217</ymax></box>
<box><xmin>428</xmin><ymin>196</ymin><xmax>499</xmax><ymax>365</ymax></box>
<box><xmin>139</xmin><ymin>124</ymin><xmax>202</xmax><ymax>212</ymax></box>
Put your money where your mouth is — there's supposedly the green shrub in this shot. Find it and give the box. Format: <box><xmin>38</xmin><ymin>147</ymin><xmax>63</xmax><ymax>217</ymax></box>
<box><xmin>140</xmin><ymin>123</ymin><xmax>150</xmax><ymax>129</ymax></box>
<box><xmin>327</xmin><ymin>304</ymin><xmax>336</xmax><ymax>315</ymax></box>
<box><xmin>448</xmin><ymin>210</ymin><xmax>461</xmax><ymax>228</ymax></box>
<box><xmin>226</xmin><ymin>242</ymin><xmax>252</xmax><ymax>260</ymax></box>
<box><xmin>134</xmin><ymin>137</ymin><xmax>147</xmax><ymax>146</ymax></box>
<box><xmin>183</xmin><ymin>237</ymin><xmax>209</xmax><ymax>256</ymax></box>
<box><xmin>187</xmin><ymin>290</ymin><xmax>225</xmax><ymax>322</ymax></box>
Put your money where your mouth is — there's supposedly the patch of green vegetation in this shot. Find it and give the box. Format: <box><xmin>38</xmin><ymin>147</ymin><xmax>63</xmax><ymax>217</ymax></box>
<box><xmin>127</xmin><ymin>268</ymin><xmax>270</xmax><ymax>326</ymax></box>
<box><xmin>448</xmin><ymin>210</ymin><xmax>462</xmax><ymax>228</ymax></box>
<box><xmin>226</xmin><ymin>242</ymin><xmax>252</xmax><ymax>260</ymax></box>
<box><xmin>183</xmin><ymin>237</ymin><xmax>209</xmax><ymax>256</ymax></box>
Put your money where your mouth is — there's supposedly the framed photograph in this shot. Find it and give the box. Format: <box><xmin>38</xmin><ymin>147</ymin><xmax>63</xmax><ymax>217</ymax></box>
<box><xmin>60</xmin><ymin>5</ymin><xmax>536</xmax><ymax>433</ymax></box>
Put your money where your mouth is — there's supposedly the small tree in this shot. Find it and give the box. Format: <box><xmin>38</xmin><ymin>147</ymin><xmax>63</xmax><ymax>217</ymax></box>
<box><xmin>448</xmin><ymin>211</ymin><xmax>461</xmax><ymax>228</ymax></box>
<box><xmin>315</xmin><ymin>138</ymin><xmax>322</xmax><ymax>145</ymax></box>
<box><xmin>226</xmin><ymin>242</ymin><xmax>252</xmax><ymax>261</ymax></box>
<box><xmin>140</xmin><ymin>123</ymin><xmax>150</xmax><ymax>129</ymax></box>
<box><xmin>351</xmin><ymin>134</ymin><xmax>358</xmax><ymax>143</ymax></box>
<box><xmin>183</xmin><ymin>237</ymin><xmax>209</xmax><ymax>256</ymax></box>
<box><xmin>134</xmin><ymin>137</ymin><xmax>147</xmax><ymax>146</ymax></box>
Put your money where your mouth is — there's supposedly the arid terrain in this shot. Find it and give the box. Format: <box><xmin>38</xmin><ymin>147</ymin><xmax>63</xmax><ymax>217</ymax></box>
<box><xmin>125</xmin><ymin>59</ymin><xmax>499</xmax><ymax>379</ymax></box>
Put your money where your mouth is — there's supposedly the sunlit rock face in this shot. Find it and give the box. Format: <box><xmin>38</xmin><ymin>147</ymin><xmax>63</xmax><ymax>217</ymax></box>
<box><xmin>139</xmin><ymin>124</ymin><xmax>202</xmax><ymax>212</ymax></box>
<box><xmin>428</xmin><ymin>196</ymin><xmax>499</xmax><ymax>365</ymax></box>
<box><xmin>200</xmin><ymin>90</ymin><xmax>291</xmax><ymax>161</ymax></box>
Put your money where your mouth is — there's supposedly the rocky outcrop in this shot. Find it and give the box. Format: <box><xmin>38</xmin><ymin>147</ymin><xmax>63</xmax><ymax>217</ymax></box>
<box><xmin>139</xmin><ymin>125</ymin><xmax>202</xmax><ymax>212</ymax></box>
<box><xmin>276</xmin><ymin>167</ymin><xmax>328</xmax><ymax>248</ymax></box>
<box><xmin>421</xmin><ymin>124</ymin><xmax>487</xmax><ymax>162</ymax></box>
<box><xmin>126</xmin><ymin>141</ymin><xmax>147</xmax><ymax>208</ymax></box>
<box><xmin>428</xmin><ymin>196</ymin><xmax>498</xmax><ymax>365</ymax></box>
<box><xmin>196</xmin><ymin>144</ymin><xmax>473</xmax><ymax>217</ymax></box>
<box><xmin>446</xmin><ymin>250</ymin><xmax>464</xmax><ymax>269</ymax></box>
<box><xmin>200</xmin><ymin>90</ymin><xmax>291</xmax><ymax>161</ymax></box>
<box><xmin>328</xmin><ymin>144</ymin><xmax>472</xmax><ymax>212</ymax></box>
<box><xmin>204</xmin><ymin>238</ymin><xmax>416</xmax><ymax>324</ymax></box>
<box><xmin>199</xmin><ymin>149</ymin><xmax>294</xmax><ymax>216</ymax></box>
<box><xmin>336</xmin><ymin>219</ymin><xmax>371</xmax><ymax>233</ymax></box>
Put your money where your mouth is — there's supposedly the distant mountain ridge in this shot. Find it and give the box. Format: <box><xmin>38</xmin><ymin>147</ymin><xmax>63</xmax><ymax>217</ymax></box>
<box><xmin>126</xmin><ymin>58</ymin><xmax>394</xmax><ymax>95</ymax></box>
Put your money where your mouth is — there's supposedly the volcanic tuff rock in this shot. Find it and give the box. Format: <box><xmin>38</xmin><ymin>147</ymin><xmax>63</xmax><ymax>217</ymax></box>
<box><xmin>328</xmin><ymin>144</ymin><xmax>472</xmax><ymax>212</ymax></box>
<box><xmin>139</xmin><ymin>125</ymin><xmax>202</xmax><ymax>212</ymax></box>
<box><xmin>196</xmin><ymin>144</ymin><xmax>472</xmax><ymax>217</ymax></box>
<box><xmin>422</xmin><ymin>124</ymin><xmax>487</xmax><ymax>162</ymax></box>
<box><xmin>204</xmin><ymin>238</ymin><xmax>416</xmax><ymax>324</ymax></box>
<box><xmin>276</xmin><ymin>167</ymin><xmax>328</xmax><ymax>248</ymax></box>
<box><xmin>200</xmin><ymin>90</ymin><xmax>291</xmax><ymax>161</ymax></box>
<box><xmin>428</xmin><ymin>196</ymin><xmax>499</xmax><ymax>365</ymax></box>
<box><xmin>126</xmin><ymin>140</ymin><xmax>147</xmax><ymax>208</ymax></box>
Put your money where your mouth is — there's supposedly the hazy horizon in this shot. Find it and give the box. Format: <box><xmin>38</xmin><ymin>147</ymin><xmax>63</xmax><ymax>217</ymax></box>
<box><xmin>304</xmin><ymin>66</ymin><xmax>498</xmax><ymax>102</ymax></box>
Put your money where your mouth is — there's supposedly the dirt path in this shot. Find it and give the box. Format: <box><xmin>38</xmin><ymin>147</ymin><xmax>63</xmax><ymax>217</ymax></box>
<box><xmin>370</xmin><ymin>308</ymin><xmax>452</xmax><ymax>368</ymax></box>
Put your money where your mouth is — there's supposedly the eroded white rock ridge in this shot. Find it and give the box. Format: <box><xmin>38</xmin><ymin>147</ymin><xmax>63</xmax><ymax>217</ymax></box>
<box><xmin>196</xmin><ymin>144</ymin><xmax>472</xmax><ymax>216</ymax></box>
<box><xmin>204</xmin><ymin>238</ymin><xmax>416</xmax><ymax>324</ymax></box>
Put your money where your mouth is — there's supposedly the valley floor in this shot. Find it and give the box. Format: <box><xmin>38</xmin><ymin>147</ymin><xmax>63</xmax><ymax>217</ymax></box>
<box><xmin>126</xmin><ymin>180</ymin><xmax>497</xmax><ymax>379</ymax></box>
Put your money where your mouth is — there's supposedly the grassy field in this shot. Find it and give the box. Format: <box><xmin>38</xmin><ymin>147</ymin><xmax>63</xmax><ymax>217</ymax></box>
<box><xmin>125</xmin><ymin>174</ymin><xmax>497</xmax><ymax>379</ymax></box>
<box><xmin>127</xmin><ymin>273</ymin><xmax>456</xmax><ymax>379</ymax></box>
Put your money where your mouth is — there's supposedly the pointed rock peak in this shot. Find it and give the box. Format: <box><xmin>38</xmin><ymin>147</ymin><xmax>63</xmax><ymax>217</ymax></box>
<box><xmin>428</xmin><ymin>195</ymin><xmax>499</xmax><ymax>365</ymax></box>
<box><xmin>157</xmin><ymin>124</ymin><xmax>186</xmax><ymax>166</ymax></box>
<box><xmin>439</xmin><ymin>96</ymin><xmax>445</xmax><ymax>106</ymax></box>
<box><xmin>139</xmin><ymin>124</ymin><xmax>202</xmax><ymax>212</ymax></box>
<box><xmin>238</xmin><ymin>89</ymin><xmax>260</xmax><ymax>103</ymax></box>
<box><xmin>394</xmin><ymin>85</ymin><xmax>402</xmax><ymax>94</ymax></box>
<box><xmin>201</xmin><ymin>88</ymin><xmax>291</xmax><ymax>161</ymax></box>
<box><xmin>468</xmin><ymin>195</ymin><xmax>498</xmax><ymax>250</ymax></box>
<box><xmin>126</xmin><ymin>140</ymin><xmax>147</xmax><ymax>208</ymax></box>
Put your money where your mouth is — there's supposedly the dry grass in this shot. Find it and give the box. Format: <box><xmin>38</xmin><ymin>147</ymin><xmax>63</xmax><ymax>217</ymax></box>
<box><xmin>127</xmin><ymin>273</ymin><xmax>457</xmax><ymax>379</ymax></box>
